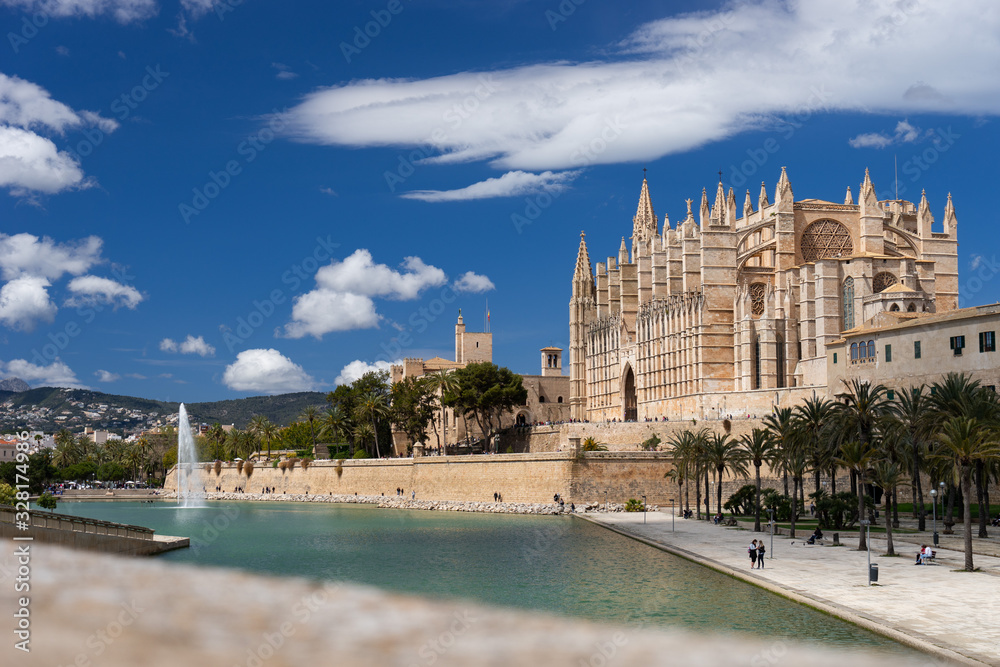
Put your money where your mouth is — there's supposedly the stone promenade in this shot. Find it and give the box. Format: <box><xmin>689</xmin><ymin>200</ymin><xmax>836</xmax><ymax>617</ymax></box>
<box><xmin>583</xmin><ymin>511</ymin><xmax>1000</xmax><ymax>666</ymax></box>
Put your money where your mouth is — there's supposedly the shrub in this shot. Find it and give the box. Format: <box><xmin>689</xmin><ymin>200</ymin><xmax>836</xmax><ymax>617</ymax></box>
<box><xmin>814</xmin><ymin>490</ymin><xmax>873</xmax><ymax>529</ymax></box>
<box><xmin>244</xmin><ymin>461</ymin><xmax>254</xmax><ymax>479</ymax></box>
<box><xmin>278</xmin><ymin>461</ymin><xmax>288</xmax><ymax>472</ymax></box>
<box><xmin>295</xmin><ymin>449</ymin><xmax>312</xmax><ymax>459</ymax></box>
<box><xmin>624</xmin><ymin>498</ymin><xmax>645</xmax><ymax>512</ymax></box>
<box><xmin>286</xmin><ymin>458</ymin><xmax>298</xmax><ymax>470</ymax></box>
<box><xmin>352</xmin><ymin>450</ymin><xmax>369</xmax><ymax>459</ymax></box>
<box><xmin>581</xmin><ymin>438</ymin><xmax>607</xmax><ymax>452</ymax></box>
<box><xmin>332</xmin><ymin>452</ymin><xmax>349</xmax><ymax>460</ymax></box>
<box><xmin>272</xmin><ymin>461</ymin><xmax>278</xmax><ymax>469</ymax></box>
<box><xmin>0</xmin><ymin>481</ymin><xmax>16</xmax><ymax>506</ymax></box>
<box><xmin>640</xmin><ymin>434</ymin><xmax>661</xmax><ymax>451</ymax></box>
<box><xmin>213</xmin><ymin>460</ymin><xmax>222</xmax><ymax>476</ymax></box>
<box><xmin>204</xmin><ymin>463</ymin><xmax>212</xmax><ymax>473</ymax></box>
<box><xmin>36</xmin><ymin>493</ymin><xmax>58</xmax><ymax>511</ymax></box>
<box><xmin>301</xmin><ymin>458</ymin><xmax>312</xmax><ymax>470</ymax></box>
<box><xmin>723</xmin><ymin>484</ymin><xmax>758</xmax><ymax>516</ymax></box>
<box><xmin>236</xmin><ymin>460</ymin><xmax>244</xmax><ymax>474</ymax></box>
<box><xmin>760</xmin><ymin>489</ymin><xmax>792</xmax><ymax>522</ymax></box>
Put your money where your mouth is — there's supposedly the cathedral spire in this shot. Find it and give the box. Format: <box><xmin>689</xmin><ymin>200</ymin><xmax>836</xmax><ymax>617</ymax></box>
<box><xmin>944</xmin><ymin>192</ymin><xmax>957</xmax><ymax>234</ymax></box>
<box><xmin>710</xmin><ymin>178</ymin><xmax>725</xmax><ymax>225</ymax></box>
<box><xmin>726</xmin><ymin>187</ymin><xmax>737</xmax><ymax>227</ymax></box>
<box><xmin>619</xmin><ymin>236</ymin><xmax>629</xmax><ymax>265</ymax></box>
<box><xmin>743</xmin><ymin>189</ymin><xmax>753</xmax><ymax>219</ymax></box>
<box><xmin>699</xmin><ymin>187</ymin><xmax>710</xmax><ymax>226</ymax></box>
<box><xmin>573</xmin><ymin>231</ymin><xmax>593</xmax><ymax>281</ymax></box>
<box><xmin>917</xmin><ymin>189</ymin><xmax>934</xmax><ymax>237</ymax></box>
<box><xmin>632</xmin><ymin>171</ymin><xmax>658</xmax><ymax>256</ymax></box>
<box><xmin>859</xmin><ymin>167</ymin><xmax>880</xmax><ymax>215</ymax></box>
<box><xmin>758</xmin><ymin>181</ymin><xmax>769</xmax><ymax>210</ymax></box>
<box><xmin>844</xmin><ymin>186</ymin><xmax>854</xmax><ymax>205</ymax></box>
<box><xmin>775</xmin><ymin>166</ymin><xmax>793</xmax><ymax>208</ymax></box>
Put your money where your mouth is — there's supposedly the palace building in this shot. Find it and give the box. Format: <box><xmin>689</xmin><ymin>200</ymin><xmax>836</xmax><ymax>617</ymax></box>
<box><xmin>569</xmin><ymin>168</ymin><xmax>959</xmax><ymax>421</ymax></box>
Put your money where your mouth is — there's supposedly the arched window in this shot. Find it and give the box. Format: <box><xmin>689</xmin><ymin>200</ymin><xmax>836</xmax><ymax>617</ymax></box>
<box><xmin>842</xmin><ymin>277</ymin><xmax>855</xmax><ymax>331</ymax></box>
<box><xmin>867</xmin><ymin>340</ymin><xmax>876</xmax><ymax>358</ymax></box>
<box><xmin>873</xmin><ymin>272</ymin><xmax>898</xmax><ymax>293</ymax></box>
<box><xmin>858</xmin><ymin>342</ymin><xmax>867</xmax><ymax>359</ymax></box>
<box><xmin>776</xmin><ymin>333</ymin><xmax>785</xmax><ymax>389</ymax></box>
<box><xmin>753</xmin><ymin>335</ymin><xmax>761</xmax><ymax>389</ymax></box>
<box><xmin>557</xmin><ymin>396</ymin><xmax>563</xmax><ymax>403</ymax></box>
<box><xmin>890</xmin><ymin>303</ymin><xmax>900</xmax><ymax>312</ymax></box>
<box><xmin>907</xmin><ymin>303</ymin><xmax>917</xmax><ymax>312</ymax></box>
<box><xmin>801</xmin><ymin>219</ymin><xmax>853</xmax><ymax>261</ymax></box>
<box><xmin>851</xmin><ymin>342</ymin><xmax>859</xmax><ymax>360</ymax></box>
<box><xmin>539</xmin><ymin>396</ymin><xmax>546</xmax><ymax>403</ymax></box>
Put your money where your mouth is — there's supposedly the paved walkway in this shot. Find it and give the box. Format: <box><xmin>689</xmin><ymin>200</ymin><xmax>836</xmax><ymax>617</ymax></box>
<box><xmin>582</xmin><ymin>511</ymin><xmax>1000</xmax><ymax>667</ymax></box>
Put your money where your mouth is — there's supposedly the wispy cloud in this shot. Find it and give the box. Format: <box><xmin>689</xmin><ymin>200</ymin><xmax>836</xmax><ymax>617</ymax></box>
<box><xmin>282</xmin><ymin>1</ymin><xmax>1000</xmax><ymax>188</ymax></box>
<box><xmin>402</xmin><ymin>170</ymin><xmax>579</xmax><ymax>202</ymax></box>
<box><xmin>849</xmin><ymin>120</ymin><xmax>923</xmax><ymax>149</ymax></box>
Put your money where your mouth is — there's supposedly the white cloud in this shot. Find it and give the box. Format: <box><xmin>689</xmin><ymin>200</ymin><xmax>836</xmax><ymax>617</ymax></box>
<box><xmin>849</xmin><ymin>119</ymin><xmax>923</xmax><ymax>149</ymax></box>
<box><xmin>0</xmin><ymin>233</ymin><xmax>103</xmax><ymax>281</ymax></box>
<box><xmin>282</xmin><ymin>1</ymin><xmax>1000</xmax><ymax>181</ymax></box>
<box><xmin>223</xmin><ymin>349</ymin><xmax>318</xmax><ymax>394</ymax></box>
<box><xmin>179</xmin><ymin>0</ymin><xmax>214</xmax><ymax>18</ymax></box>
<box><xmin>970</xmin><ymin>254</ymin><xmax>984</xmax><ymax>271</ymax></box>
<box><xmin>3</xmin><ymin>358</ymin><xmax>84</xmax><ymax>388</ymax></box>
<box><xmin>180</xmin><ymin>335</ymin><xmax>214</xmax><ymax>357</ymax></box>
<box><xmin>0</xmin><ymin>0</ymin><xmax>158</xmax><ymax>22</ymax></box>
<box><xmin>401</xmin><ymin>170</ymin><xmax>579</xmax><ymax>202</ymax></box>
<box><xmin>95</xmin><ymin>369</ymin><xmax>120</xmax><ymax>382</ymax></box>
<box><xmin>0</xmin><ymin>276</ymin><xmax>57</xmax><ymax>331</ymax></box>
<box><xmin>335</xmin><ymin>359</ymin><xmax>400</xmax><ymax>386</ymax></box>
<box><xmin>319</xmin><ymin>187</ymin><xmax>338</xmax><ymax>196</ymax></box>
<box><xmin>453</xmin><ymin>271</ymin><xmax>495</xmax><ymax>293</ymax></box>
<box><xmin>284</xmin><ymin>290</ymin><xmax>380</xmax><ymax>339</ymax></box>
<box><xmin>315</xmin><ymin>249</ymin><xmax>447</xmax><ymax>300</ymax></box>
<box><xmin>160</xmin><ymin>334</ymin><xmax>215</xmax><ymax>356</ymax></box>
<box><xmin>64</xmin><ymin>275</ymin><xmax>143</xmax><ymax>309</ymax></box>
<box><xmin>55</xmin><ymin>45</ymin><xmax>70</xmax><ymax>56</ymax></box>
<box><xmin>0</xmin><ymin>73</ymin><xmax>118</xmax><ymax>195</ymax></box>
<box><xmin>282</xmin><ymin>250</ymin><xmax>448</xmax><ymax>339</ymax></box>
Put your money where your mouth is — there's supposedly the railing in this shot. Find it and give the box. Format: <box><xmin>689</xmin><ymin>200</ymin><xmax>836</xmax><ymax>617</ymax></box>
<box><xmin>0</xmin><ymin>505</ymin><xmax>154</xmax><ymax>541</ymax></box>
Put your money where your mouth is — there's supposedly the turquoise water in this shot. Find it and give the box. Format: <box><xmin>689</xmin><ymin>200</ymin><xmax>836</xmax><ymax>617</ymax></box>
<box><xmin>60</xmin><ymin>501</ymin><xmax>910</xmax><ymax>653</ymax></box>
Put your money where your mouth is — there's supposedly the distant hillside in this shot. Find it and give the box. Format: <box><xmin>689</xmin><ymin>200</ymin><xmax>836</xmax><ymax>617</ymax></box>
<box><xmin>0</xmin><ymin>386</ymin><xmax>329</xmax><ymax>433</ymax></box>
<box><xmin>0</xmin><ymin>378</ymin><xmax>30</xmax><ymax>392</ymax></box>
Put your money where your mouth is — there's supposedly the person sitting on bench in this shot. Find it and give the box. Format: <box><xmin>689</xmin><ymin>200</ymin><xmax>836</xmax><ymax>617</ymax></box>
<box><xmin>806</xmin><ymin>527</ymin><xmax>824</xmax><ymax>545</ymax></box>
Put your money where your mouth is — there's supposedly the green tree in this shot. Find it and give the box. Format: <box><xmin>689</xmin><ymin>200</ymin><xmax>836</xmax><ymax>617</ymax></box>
<box><xmin>299</xmin><ymin>406</ymin><xmax>321</xmax><ymax>456</ymax></box>
<box><xmin>390</xmin><ymin>377</ymin><xmax>436</xmax><ymax>452</ymax></box>
<box><xmin>931</xmin><ymin>417</ymin><xmax>1000</xmax><ymax>571</ymax></box>
<box><xmin>870</xmin><ymin>460</ymin><xmax>904</xmax><ymax>556</ymax></box>
<box><xmin>321</xmin><ymin>404</ymin><xmax>353</xmax><ymax>457</ymax></box>
<box><xmin>703</xmin><ymin>433</ymin><xmax>748</xmax><ymax>516</ymax></box>
<box><xmin>0</xmin><ymin>481</ymin><xmax>16</xmax><ymax>506</ymax></box>
<box><xmin>888</xmin><ymin>385</ymin><xmax>933</xmax><ymax>530</ymax></box>
<box><xmin>443</xmin><ymin>362</ymin><xmax>527</xmax><ymax>453</ymax></box>
<box><xmin>424</xmin><ymin>370</ymin><xmax>458</xmax><ymax>455</ymax></box>
<box><xmin>836</xmin><ymin>440</ymin><xmax>877</xmax><ymax>551</ymax></box>
<box><xmin>740</xmin><ymin>428</ymin><xmax>777</xmax><ymax>532</ymax></box>
<box><xmin>36</xmin><ymin>493</ymin><xmax>58</xmax><ymax>511</ymax></box>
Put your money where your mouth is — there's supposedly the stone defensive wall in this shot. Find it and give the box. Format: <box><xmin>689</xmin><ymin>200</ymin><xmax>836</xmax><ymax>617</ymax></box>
<box><xmin>500</xmin><ymin>416</ymin><xmax>764</xmax><ymax>453</ymax></box>
<box><xmin>166</xmin><ymin>452</ymin><xmax>677</xmax><ymax>505</ymax></box>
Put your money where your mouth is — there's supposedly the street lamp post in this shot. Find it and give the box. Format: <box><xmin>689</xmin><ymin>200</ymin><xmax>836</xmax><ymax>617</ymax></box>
<box><xmin>930</xmin><ymin>488</ymin><xmax>938</xmax><ymax>547</ymax></box>
<box><xmin>642</xmin><ymin>494</ymin><xmax>647</xmax><ymax>524</ymax></box>
<box><xmin>766</xmin><ymin>508</ymin><xmax>774</xmax><ymax>559</ymax></box>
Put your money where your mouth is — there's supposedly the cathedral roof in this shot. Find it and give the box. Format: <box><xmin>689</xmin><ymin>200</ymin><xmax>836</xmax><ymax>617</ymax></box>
<box><xmin>880</xmin><ymin>283</ymin><xmax>917</xmax><ymax>294</ymax></box>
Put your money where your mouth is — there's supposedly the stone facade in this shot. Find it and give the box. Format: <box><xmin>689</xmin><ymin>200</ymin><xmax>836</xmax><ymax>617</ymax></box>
<box><xmin>391</xmin><ymin>311</ymin><xmax>570</xmax><ymax>453</ymax></box>
<box><xmin>569</xmin><ymin>169</ymin><xmax>959</xmax><ymax>421</ymax></box>
<box><xmin>167</xmin><ymin>452</ymin><xmax>675</xmax><ymax>504</ymax></box>
<box><xmin>828</xmin><ymin>303</ymin><xmax>1000</xmax><ymax>394</ymax></box>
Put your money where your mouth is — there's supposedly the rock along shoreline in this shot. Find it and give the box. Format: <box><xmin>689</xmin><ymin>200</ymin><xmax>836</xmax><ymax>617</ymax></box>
<box><xmin>161</xmin><ymin>491</ymin><xmax>652</xmax><ymax>516</ymax></box>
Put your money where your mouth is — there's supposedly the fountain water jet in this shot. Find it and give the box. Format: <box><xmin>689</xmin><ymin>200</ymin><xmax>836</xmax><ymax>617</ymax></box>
<box><xmin>176</xmin><ymin>403</ymin><xmax>205</xmax><ymax>507</ymax></box>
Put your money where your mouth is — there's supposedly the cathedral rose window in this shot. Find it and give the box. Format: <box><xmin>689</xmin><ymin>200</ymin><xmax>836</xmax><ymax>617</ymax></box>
<box><xmin>872</xmin><ymin>272</ymin><xmax>898</xmax><ymax>293</ymax></box>
<box><xmin>800</xmin><ymin>219</ymin><xmax>853</xmax><ymax>261</ymax></box>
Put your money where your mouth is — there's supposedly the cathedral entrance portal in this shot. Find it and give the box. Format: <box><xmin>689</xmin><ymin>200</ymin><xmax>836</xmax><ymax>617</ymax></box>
<box><xmin>623</xmin><ymin>366</ymin><xmax>637</xmax><ymax>422</ymax></box>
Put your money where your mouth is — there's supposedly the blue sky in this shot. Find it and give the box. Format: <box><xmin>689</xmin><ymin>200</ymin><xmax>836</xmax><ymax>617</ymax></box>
<box><xmin>1</xmin><ymin>0</ymin><xmax>998</xmax><ymax>402</ymax></box>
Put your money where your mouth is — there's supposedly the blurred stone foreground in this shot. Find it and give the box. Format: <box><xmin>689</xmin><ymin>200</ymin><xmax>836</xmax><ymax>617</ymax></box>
<box><xmin>8</xmin><ymin>542</ymin><xmax>919</xmax><ymax>667</ymax></box>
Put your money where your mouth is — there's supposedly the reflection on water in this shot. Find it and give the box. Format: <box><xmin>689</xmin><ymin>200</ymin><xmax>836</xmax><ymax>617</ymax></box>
<box><xmin>59</xmin><ymin>501</ymin><xmax>909</xmax><ymax>653</ymax></box>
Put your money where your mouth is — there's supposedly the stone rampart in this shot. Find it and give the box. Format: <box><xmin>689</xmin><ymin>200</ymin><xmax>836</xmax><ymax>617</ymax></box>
<box><xmin>167</xmin><ymin>452</ymin><xmax>678</xmax><ymax>505</ymax></box>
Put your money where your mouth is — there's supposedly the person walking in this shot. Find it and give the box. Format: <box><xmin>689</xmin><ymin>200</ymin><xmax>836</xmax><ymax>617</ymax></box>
<box><xmin>756</xmin><ymin>539</ymin><xmax>766</xmax><ymax>567</ymax></box>
<box><xmin>749</xmin><ymin>540</ymin><xmax>758</xmax><ymax>569</ymax></box>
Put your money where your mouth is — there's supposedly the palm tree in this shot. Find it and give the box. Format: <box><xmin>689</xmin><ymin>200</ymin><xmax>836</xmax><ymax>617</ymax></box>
<box><xmin>763</xmin><ymin>407</ymin><xmax>797</xmax><ymax>497</ymax></box>
<box><xmin>931</xmin><ymin>417</ymin><xmax>1000</xmax><ymax>571</ymax></box>
<box><xmin>740</xmin><ymin>428</ymin><xmax>776</xmax><ymax>532</ymax></box>
<box><xmin>261</xmin><ymin>420</ymin><xmax>279</xmax><ymax>461</ymax></box>
<box><xmin>133</xmin><ymin>436</ymin><xmax>153</xmax><ymax>481</ymax></box>
<box><xmin>836</xmin><ymin>440</ymin><xmax>877</xmax><ymax>551</ymax></box>
<box><xmin>322</xmin><ymin>404</ymin><xmax>353</xmax><ymax>457</ymax></box>
<box><xmin>424</xmin><ymin>370</ymin><xmax>458</xmax><ymax>455</ymax></box>
<box><xmin>299</xmin><ymin>406</ymin><xmax>321</xmax><ymax>457</ymax></box>
<box><xmin>793</xmin><ymin>395</ymin><xmax>836</xmax><ymax>495</ymax></box>
<box><xmin>833</xmin><ymin>379</ymin><xmax>892</xmax><ymax>498</ymax></box>
<box><xmin>352</xmin><ymin>422</ymin><xmax>376</xmax><ymax>456</ymax></box>
<box><xmin>206</xmin><ymin>423</ymin><xmax>226</xmax><ymax>461</ymax></box>
<box><xmin>665</xmin><ymin>431</ymin><xmax>695</xmax><ymax>517</ymax></box>
<box><xmin>356</xmin><ymin>391</ymin><xmax>390</xmax><ymax>458</ymax></box>
<box><xmin>889</xmin><ymin>385</ymin><xmax>932</xmax><ymax>530</ymax></box>
<box><xmin>870</xmin><ymin>460</ymin><xmax>904</xmax><ymax>556</ymax></box>
<box><xmin>249</xmin><ymin>415</ymin><xmax>275</xmax><ymax>460</ymax></box>
<box><xmin>702</xmin><ymin>433</ymin><xmax>748</xmax><ymax>516</ymax></box>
